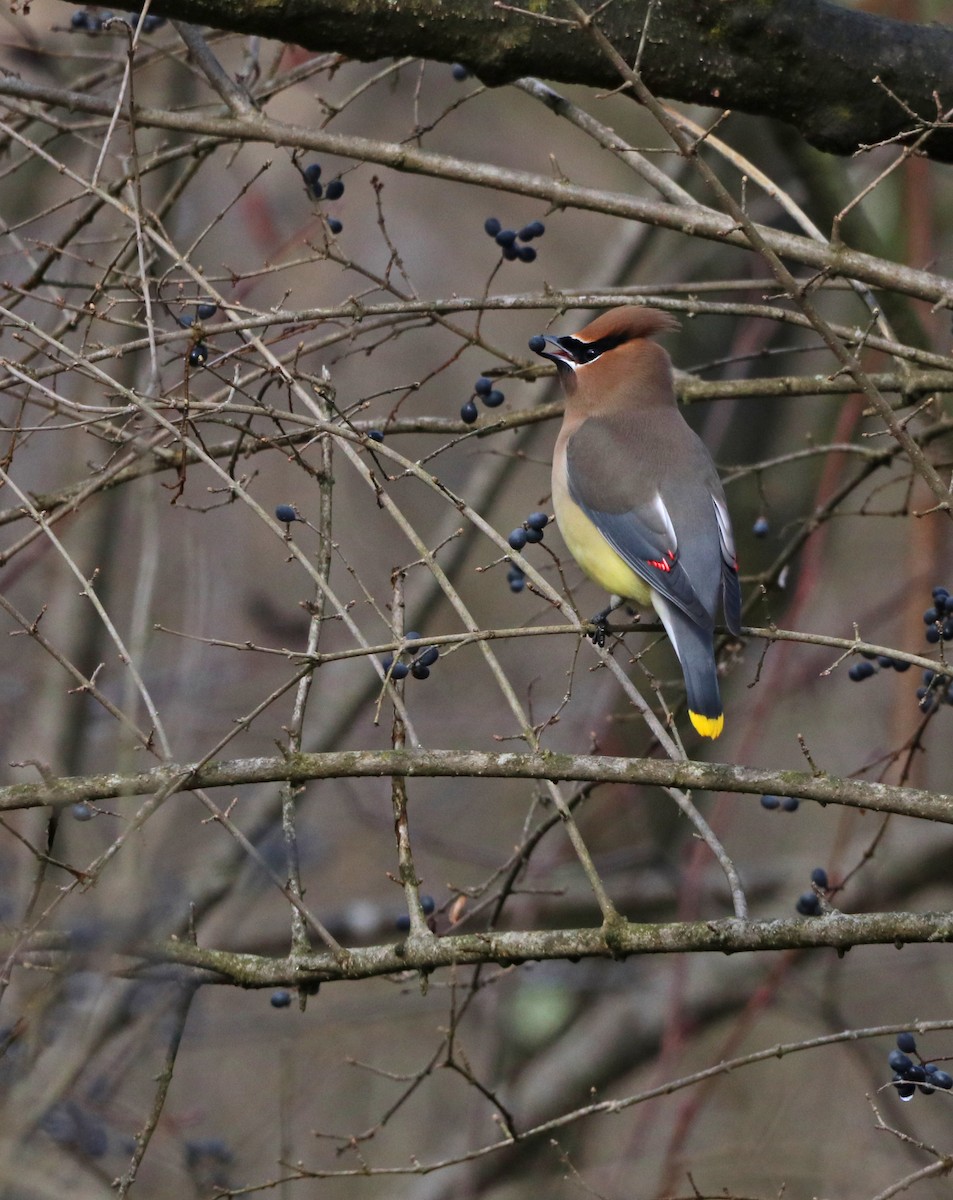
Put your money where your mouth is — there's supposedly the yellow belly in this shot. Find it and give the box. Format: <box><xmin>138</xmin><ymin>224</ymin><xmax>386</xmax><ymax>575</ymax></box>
<box><xmin>552</xmin><ymin>477</ymin><xmax>652</xmax><ymax>606</ymax></box>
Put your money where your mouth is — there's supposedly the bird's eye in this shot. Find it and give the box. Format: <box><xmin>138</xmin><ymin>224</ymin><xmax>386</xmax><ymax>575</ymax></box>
<box><xmin>556</xmin><ymin>336</ymin><xmax>602</xmax><ymax>364</ymax></box>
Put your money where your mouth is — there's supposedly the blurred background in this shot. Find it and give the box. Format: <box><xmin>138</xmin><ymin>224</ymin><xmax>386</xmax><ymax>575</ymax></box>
<box><xmin>0</xmin><ymin>1</ymin><xmax>952</xmax><ymax>1196</ymax></box>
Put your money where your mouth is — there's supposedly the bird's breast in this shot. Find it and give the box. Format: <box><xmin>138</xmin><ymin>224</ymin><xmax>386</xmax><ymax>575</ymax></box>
<box><xmin>551</xmin><ymin>445</ymin><xmax>653</xmax><ymax>606</ymax></box>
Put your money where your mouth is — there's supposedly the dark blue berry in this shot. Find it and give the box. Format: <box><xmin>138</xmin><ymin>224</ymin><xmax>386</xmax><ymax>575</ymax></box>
<box><xmin>528</xmin><ymin>334</ymin><xmax>546</xmax><ymax>353</ymax></box>
<box><xmin>943</xmin><ymin>620</ymin><xmax>953</xmax><ymax>641</ymax></box>
<box><xmin>71</xmin><ymin>802</ymin><xmax>93</xmax><ymax>822</ymax></box>
<box><xmin>760</xmin><ymin>794</ymin><xmax>781</xmax><ymax>810</ymax></box>
<box><xmin>306</xmin><ymin>178</ymin><xmax>323</xmax><ymax>200</ymax></box>
<box><xmin>892</xmin><ymin>658</ymin><xmax>911</xmax><ymax>671</ymax></box>
<box><xmin>518</xmin><ymin>221</ymin><xmax>545</xmax><ymax>240</ymax></box>
<box><xmin>196</xmin><ymin>303</ymin><xmax>218</xmax><ymax>320</ymax></box>
<box><xmin>509</xmin><ymin>576</ymin><xmax>525</xmax><ymax>594</ymax></box>
<box><xmin>410</xmin><ymin>662</ymin><xmax>430</xmax><ymax>680</ymax></box>
<box><xmin>848</xmin><ymin>661</ymin><xmax>875</xmax><ymax>681</ymax></box>
<box><xmin>781</xmin><ymin>797</ymin><xmax>800</xmax><ymax>812</ymax></box>
<box><xmin>907</xmin><ymin>1064</ymin><xmax>928</xmax><ymax>1083</ymax></box>
<box><xmin>275</xmin><ymin>504</ymin><xmax>299</xmax><ymax>523</ymax></box>
<box><xmin>893</xmin><ymin>1076</ymin><xmax>916</xmax><ymax>1100</ymax></box>
<box><xmin>888</xmin><ymin>1050</ymin><xmax>914</xmax><ymax>1073</ymax></box>
<box><xmin>474</xmin><ymin>376</ymin><xmax>493</xmax><ymax>396</ymax></box>
<box><xmin>926</xmin><ymin>626</ymin><xmax>941</xmax><ymax>644</ymax></box>
<box><xmin>327</xmin><ymin>217</ymin><xmax>343</xmax><ymax>234</ymax></box>
<box><xmin>420</xmin><ymin>895</ymin><xmax>435</xmax><ymax>914</ymax></box>
<box><xmin>523</xmin><ymin>527</ymin><xmax>544</xmax><ymax>544</ymax></box>
<box><xmin>924</xmin><ymin>608</ymin><xmax>938</xmax><ymax>624</ymax></box>
<box><xmin>71</xmin><ymin>10</ymin><xmax>90</xmax><ymax>28</ymax></box>
<box><xmin>494</xmin><ymin>229</ymin><xmax>517</xmax><ymax>247</ymax></box>
<box><xmin>484</xmin><ymin>217</ymin><xmax>501</xmax><ymax>237</ymax></box>
<box><xmin>188</xmin><ymin>344</ymin><xmax>208</xmax><ymax>367</ymax></box>
<box><xmin>270</xmin><ymin>990</ymin><xmax>292</xmax><ymax>1008</ymax></box>
<box><xmin>506</xmin><ymin>566</ymin><xmax>524</xmax><ymax>582</ymax></box>
<box><xmin>390</xmin><ymin>661</ymin><xmax>409</xmax><ymax>681</ymax></box>
<box><xmin>501</xmin><ymin>244</ymin><xmax>519</xmax><ymax>261</ymax></box>
<box><xmin>508</xmin><ymin>528</ymin><xmax>528</xmax><ymax>551</ymax></box>
<box><xmin>752</xmin><ymin>516</ymin><xmax>770</xmax><ymax>537</ymax></box>
<box><xmin>404</xmin><ymin>633</ymin><xmax>422</xmax><ymax>652</ymax></box>
<box><xmin>932</xmin><ymin>586</ymin><xmax>950</xmax><ymax>602</ymax></box>
<box><xmin>917</xmin><ymin>687</ymin><xmax>938</xmax><ymax>713</ymax></box>
<box><xmin>796</xmin><ymin>892</ymin><xmax>820</xmax><ymax>916</ymax></box>
<box><xmin>516</xmin><ymin>245</ymin><xmax>537</xmax><ymax>263</ymax></box>
<box><xmin>325</xmin><ymin>178</ymin><xmax>345</xmax><ymax>200</ymax></box>
<box><xmin>367</xmin><ymin>429</ymin><xmax>384</xmax><ymax>442</ymax></box>
<box><xmin>484</xmin><ymin>389</ymin><xmax>505</xmax><ymax>408</ymax></box>
<box><xmin>810</xmin><ymin>867</ymin><xmax>828</xmax><ymax>889</ymax></box>
<box><xmin>526</xmin><ymin>512</ymin><xmax>548</xmax><ymax>531</ymax></box>
<box><xmin>417</xmin><ymin>646</ymin><xmax>439</xmax><ymax>668</ymax></box>
<box><xmin>460</xmin><ymin>400</ymin><xmax>479</xmax><ymax>424</ymax></box>
<box><xmin>931</xmin><ymin>1070</ymin><xmax>953</xmax><ymax>1089</ymax></box>
<box><xmin>451</xmin><ymin>63</ymin><xmax>470</xmax><ymax>81</ymax></box>
<box><xmin>897</xmin><ymin>1032</ymin><xmax>918</xmax><ymax>1053</ymax></box>
<box><xmin>395</xmin><ymin>913</ymin><xmax>411</xmax><ymax>931</ymax></box>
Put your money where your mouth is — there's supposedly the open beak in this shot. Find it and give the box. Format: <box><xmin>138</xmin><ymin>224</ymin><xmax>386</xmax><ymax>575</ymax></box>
<box><xmin>530</xmin><ymin>335</ymin><xmax>576</xmax><ymax>369</ymax></box>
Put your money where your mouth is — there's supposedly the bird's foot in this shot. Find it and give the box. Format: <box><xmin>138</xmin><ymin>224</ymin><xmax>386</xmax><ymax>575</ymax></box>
<box><xmin>587</xmin><ymin>605</ymin><xmax>614</xmax><ymax>647</ymax></box>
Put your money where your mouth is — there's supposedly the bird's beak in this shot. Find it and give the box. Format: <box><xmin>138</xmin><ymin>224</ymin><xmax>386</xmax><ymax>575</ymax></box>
<box><xmin>531</xmin><ymin>335</ymin><xmax>576</xmax><ymax>369</ymax></box>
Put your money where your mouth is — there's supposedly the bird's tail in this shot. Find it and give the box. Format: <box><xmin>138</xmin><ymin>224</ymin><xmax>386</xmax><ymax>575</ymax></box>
<box><xmin>651</xmin><ymin>595</ymin><xmax>724</xmax><ymax>738</ymax></box>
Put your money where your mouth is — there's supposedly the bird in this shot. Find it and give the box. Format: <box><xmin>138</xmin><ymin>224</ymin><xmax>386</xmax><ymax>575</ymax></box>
<box><xmin>530</xmin><ymin>306</ymin><xmax>741</xmax><ymax>739</ymax></box>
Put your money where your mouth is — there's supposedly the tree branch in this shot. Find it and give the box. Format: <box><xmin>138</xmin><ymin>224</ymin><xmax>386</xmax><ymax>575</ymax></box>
<box><xmin>105</xmin><ymin>0</ymin><xmax>953</xmax><ymax>162</ymax></box>
<box><xmin>4</xmin><ymin>748</ymin><xmax>953</xmax><ymax>824</ymax></box>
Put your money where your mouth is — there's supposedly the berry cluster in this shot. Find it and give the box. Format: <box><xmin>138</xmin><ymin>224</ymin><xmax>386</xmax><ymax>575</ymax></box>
<box><xmin>382</xmin><ymin>634</ymin><xmax>440</xmax><ymax>681</ymax></box>
<box><xmin>847</xmin><ymin>655</ymin><xmax>911</xmax><ymax>682</ymax></box>
<box><xmin>795</xmin><ymin>866</ymin><xmax>829</xmax><ymax>916</ymax></box>
<box><xmin>760</xmin><ymin>794</ymin><xmax>799</xmax><ymax>813</ymax></box>
<box><xmin>483</xmin><ymin>217</ymin><xmax>545</xmax><ymax>263</ymax></box>
<box><xmin>888</xmin><ymin>1032</ymin><xmax>953</xmax><ymax>1101</ymax></box>
<box><xmin>505</xmin><ymin>513</ymin><xmax>549</xmax><ymax>594</ymax></box>
<box><xmin>71</xmin><ymin>9</ymin><xmax>166</xmax><ymax>33</ymax></box>
<box><xmin>178</xmin><ymin>303</ymin><xmax>219</xmax><ymax>368</ymax></box>
<box><xmin>395</xmin><ymin>894</ymin><xmax>436</xmax><ymax>932</ymax></box>
<box><xmin>507</xmin><ymin>511</ymin><xmax>548</xmax><ymax>551</ymax></box>
<box><xmin>847</xmin><ymin>585</ymin><xmax>953</xmax><ymax>713</ymax></box>
<box><xmin>303</xmin><ymin>163</ymin><xmax>345</xmax><ymax>233</ymax></box>
<box><xmin>461</xmin><ymin>376</ymin><xmax>506</xmax><ymax>424</ymax></box>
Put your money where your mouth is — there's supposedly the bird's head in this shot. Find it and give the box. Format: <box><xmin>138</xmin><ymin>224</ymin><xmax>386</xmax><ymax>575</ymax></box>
<box><xmin>530</xmin><ymin>306</ymin><xmax>680</xmax><ymax>405</ymax></box>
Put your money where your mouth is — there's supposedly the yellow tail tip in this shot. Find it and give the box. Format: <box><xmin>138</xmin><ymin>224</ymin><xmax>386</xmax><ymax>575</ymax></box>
<box><xmin>690</xmin><ymin>710</ymin><xmax>724</xmax><ymax>739</ymax></box>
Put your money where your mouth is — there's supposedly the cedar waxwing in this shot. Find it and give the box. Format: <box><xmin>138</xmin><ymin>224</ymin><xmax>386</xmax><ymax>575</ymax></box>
<box><xmin>531</xmin><ymin>307</ymin><xmax>741</xmax><ymax>739</ymax></box>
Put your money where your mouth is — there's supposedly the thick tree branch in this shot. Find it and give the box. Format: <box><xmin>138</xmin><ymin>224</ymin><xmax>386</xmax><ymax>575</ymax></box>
<box><xmin>111</xmin><ymin>0</ymin><xmax>953</xmax><ymax>162</ymax></box>
<box><xmin>5</xmin><ymin>749</ymin><xmax>953</xmax><ymax>824</ymax></box>
<box><xmin>128</xmin><ymin>911</ymin><xmax>953</xmax><ymax>986</ymax></box>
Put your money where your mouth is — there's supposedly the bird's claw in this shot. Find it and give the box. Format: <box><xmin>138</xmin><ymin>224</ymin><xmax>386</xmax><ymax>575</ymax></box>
<box><xmin>588</xmin><ymin>614</ymin><xmax>609</xmax><ymax>647</ymax></box>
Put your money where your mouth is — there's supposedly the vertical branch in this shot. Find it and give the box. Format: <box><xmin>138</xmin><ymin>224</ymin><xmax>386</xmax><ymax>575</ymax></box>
<box><xmin>115</xmin><ymin>980</ymin><xmax>199</xmax><ymax>1199</ymax></box>
<box><xmin>281</xmin><ymin>392</ymin><xmax>336</xmax><ymax>959</ymax></box>
<box><xmin>388</xmin><ymin>572</ymin><xmax>431</xmax><ymax>939</ymax></box>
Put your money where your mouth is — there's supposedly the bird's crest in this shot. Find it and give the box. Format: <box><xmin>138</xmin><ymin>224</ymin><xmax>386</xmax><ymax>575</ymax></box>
<box><xmin>575</xmin><ymin>306</ymin><xmax>680</xmax><ymax>346</ymax></box>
